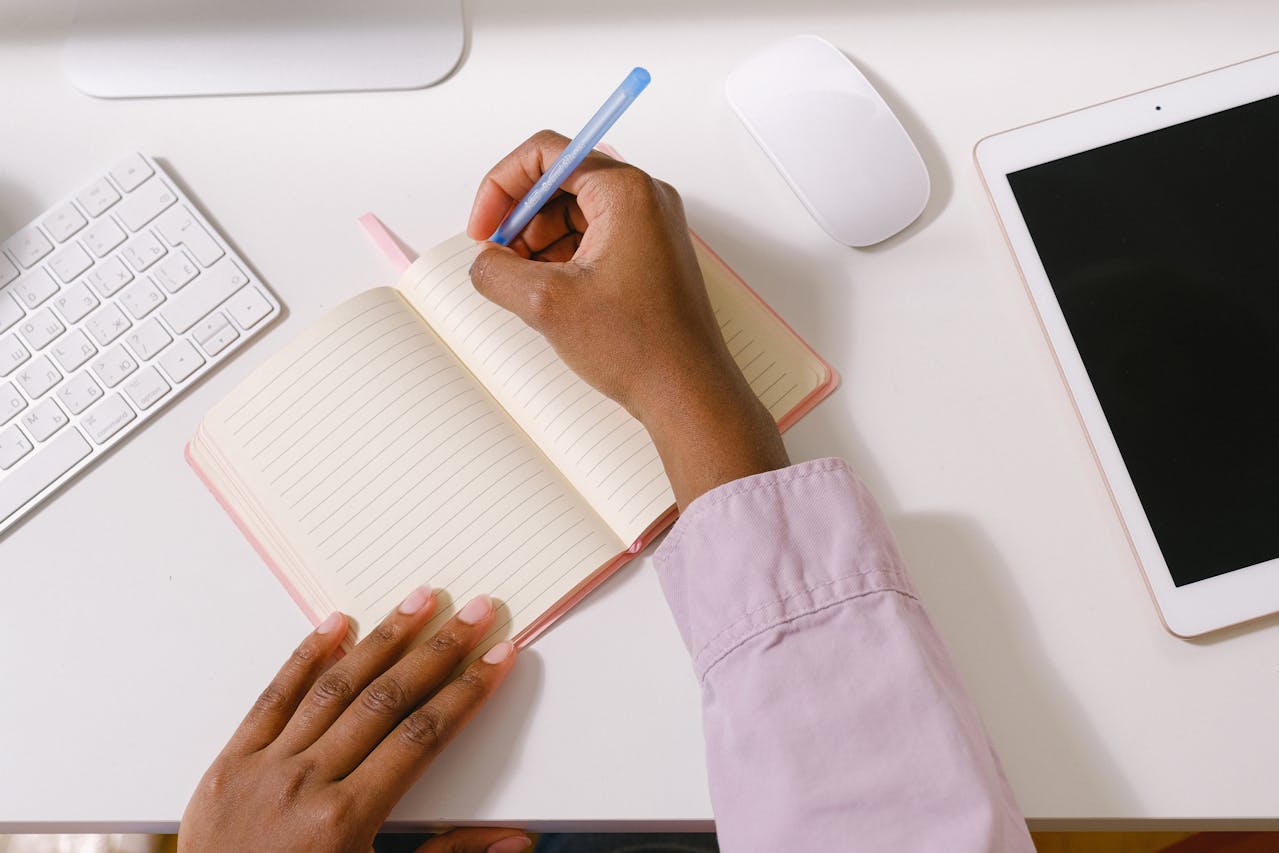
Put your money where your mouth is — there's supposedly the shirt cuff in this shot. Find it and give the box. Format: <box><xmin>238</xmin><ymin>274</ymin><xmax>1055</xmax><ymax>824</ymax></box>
<box><xmin>653</xmin><ymin>457</ymin><xmax>917</xmax><ymax>680</ymax></box>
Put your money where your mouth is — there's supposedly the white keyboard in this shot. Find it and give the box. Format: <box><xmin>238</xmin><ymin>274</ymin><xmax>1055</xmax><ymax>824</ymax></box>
<box><xmin>0</xmin><ymin>153</ymin><xmax>281</xmax><ymax>535</ymax></box>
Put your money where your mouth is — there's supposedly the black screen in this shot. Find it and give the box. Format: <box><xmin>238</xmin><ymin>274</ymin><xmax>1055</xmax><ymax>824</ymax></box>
<box><xmin>1007</xmin><ymin>93</ymin><xmax>1279</xmax><ymax>587</ymax></box>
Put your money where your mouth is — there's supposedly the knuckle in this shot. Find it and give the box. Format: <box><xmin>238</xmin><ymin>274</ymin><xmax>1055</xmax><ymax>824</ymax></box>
<box><xmin>427</xmin><ymin>628</ymin><xmax>463</xmax><ymax>656</ymax></box>
<box><xmin>654</xmin><ymin>179</ymin><xmax>685</xmax><ymax>210</ymax></box>
<box><xmin>523</xmin><ymin>279</ymin><xmax>560</xmax><ymax>327</ymax></box>
<box><xmin>372</xmin><ymin>619</ymin><xmax>401</xmax><ymax>645</ymax></box>
<box><xmin>289</xmin><ymin>640</ymin><xmax>318</xmax><ymax>666</ymax></box>
<box><xmin>199</xmin><ymin>763</ymin><xmax>234</xmax><ymax>800</ymax></box>
<box><xmin>400</xmin><ymin>705</ymin><xmax>447</xmax><ymax>750</ymax></box>
<box><xmin>360</xmin><ymin>675</ymin><xmax>409</xmax><ymax>716</ymax></box>
<box><xmin>276</xmin><ymin>757</ymin><xmax>317</xmax><ymax>806</ymax></box>
<box><xmin>312</xmin><ymin>789</ymin><xmax>356</xmax><ymax>836</ymax></box>
<box><xmin>451</xmin><ymin>668</ymin><xmax>489</xmax><ymax>702</ymax></box>
<box><xmin>529</xmin><ymin>128</ymin><xmax>565</xmax><ymax>148</ymax></box>
<box><xmin>310</xmin><ymin>671</ymin><xmax>355</xmax><ymax>708</ymax></box>
<box><xmin>253</xmin><ymin>681</ymin><xmax>291</xmax><ymax>714</ymax></box>
<box><xmin>616</xmin><ymin>165</ymin><xmax>659</xmax><ymax>197</ymax></box>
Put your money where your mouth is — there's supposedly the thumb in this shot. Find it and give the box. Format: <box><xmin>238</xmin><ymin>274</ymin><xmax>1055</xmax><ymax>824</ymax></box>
<box><xmin>469</xmin><ymin>243</ymin><xmax>573</xmax><ymax>332</ymax></box>
<box><xmin>414</xmin><ymin>827</ymin><xmax>533</xmax><ymax>853</ymax></box>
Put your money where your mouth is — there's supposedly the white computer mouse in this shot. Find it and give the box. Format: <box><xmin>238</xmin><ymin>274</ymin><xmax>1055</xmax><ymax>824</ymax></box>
<box><xmin>726</xmin><ymin>35</ymin><xmax>931</xmax><ymax>247</ymax></box>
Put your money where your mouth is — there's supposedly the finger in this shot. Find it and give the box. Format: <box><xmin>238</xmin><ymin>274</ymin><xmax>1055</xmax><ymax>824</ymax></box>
<box><xmin>513</xmin><ymin>193</ymin><xmax>588</xmax><ymax>256</ymax></box>
<box><xmin>414</xmin><ymin>828</ymin><xmax>532</xmax><ymax>853</ymax></box>
<box><xmin>466</xmin><ymin>130</ymin><xmax>619</xmax><ymax>240</ymax></box>
<box><xmin>227</xmin><ymin>611</ymin><xmax>349</xmax><ymax>753</ymax></box>
<box><xmin>275</xmin><ymin>585</ymin><xmax>437</xmax><ymax>753</ymax></box>
<box><xmin>469</xmin><ymin>244</ymin><xmax>576</xmax><ymax>332</ymax></box>
<box><xmin>308</xmin><ymin>595</ymin><xmax>499</xmax><ymax>775</ymax></box>
<box><xmin>532</xmin><ymin>231</ymin><xmax>582</xmax><ymax>264</ymax></box>
<box><xmin>346</xmin><ymin>639</ymin><xmax>517</xmax><ymax>803</ymax></box>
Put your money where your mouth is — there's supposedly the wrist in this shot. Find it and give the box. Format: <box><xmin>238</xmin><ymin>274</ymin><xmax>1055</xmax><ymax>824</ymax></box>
<box><xmin>636</xmin><ymin>371</ymin><xmax>790</xmax><ymax>509</ymax></box>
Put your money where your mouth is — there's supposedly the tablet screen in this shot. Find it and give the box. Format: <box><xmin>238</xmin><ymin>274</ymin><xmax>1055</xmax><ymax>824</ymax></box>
<box><xmin>1007</xmin><ymin>94</ymin><xmax>1279</xmax><ymax>588</ymax></box>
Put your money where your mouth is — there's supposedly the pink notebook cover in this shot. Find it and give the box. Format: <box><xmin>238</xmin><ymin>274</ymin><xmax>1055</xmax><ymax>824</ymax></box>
<box><xmin>187</xmin><ymin>216</ymin><xmax>839</xmax><ymax>650</ymax></box>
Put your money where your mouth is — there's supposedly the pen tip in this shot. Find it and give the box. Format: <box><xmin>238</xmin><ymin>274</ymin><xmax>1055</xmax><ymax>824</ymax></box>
<box><xmin>631</xmin><ymin>67</ymin><xmax>652</xmax><ymax>87</ymax></box>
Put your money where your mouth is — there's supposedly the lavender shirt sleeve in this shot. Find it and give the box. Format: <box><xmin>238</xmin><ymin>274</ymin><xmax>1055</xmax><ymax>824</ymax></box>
<box><xmin>653</xmin><ymin>458</ymin><xmax>1034</xmax><ymax>852</ymax></box>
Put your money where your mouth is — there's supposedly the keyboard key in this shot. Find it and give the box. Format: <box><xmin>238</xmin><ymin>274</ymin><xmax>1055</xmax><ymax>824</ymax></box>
<box><xmin>161</xmin><ymin>258</ymin><xmax>247</xmax><ymax>333</ymax></box>
<box><xmin>193</xmin><ymin>311</ymin><xmax>239</xmax><ymax>356</ymax></box>
<box><xmin>226</xmin><ymin>286</ymin><xmax>274</xmax><ymax>330</ymax></box>
<box><xmin>121</xmin><ymin>231</ymin><xmax>167</xmax><ymax>272</ymax></box>
<box><xmin>15</xmin><ymin>354</ymin><xmax>61</xmax><ymax>398</ymax></box>
<box><xmin>85</xmin><ymin>257</ymin><xmax>133</xmax><ymax>298</ymax></box>
<box><xmin>51</xmin><ymin>328</ymin><xmax>97</xmax><ymax>373</ymax></box>
<box><xmin>90</xmin><ymin>345</ymin><xmax>138</xmax><ymax>388</ymax></box>
<box><xmin>42</xmin><ymin>203</ymin><xmax>87</xmax><ymax>243</ymax></box>
<box><xmin>110</xmin><ymin>153</ymin><xmax>155</xmax><ymax>192</ymax></box>
<box><xmin>20</xmin><ymin>397</ymin><xmax>68</xmax><ymax>441</ymax></box>
<box><xmin>192</xmin><ymin>312</ymin><xmax>228</xmax><ymax>344</ymax></box>
<box><xmin>1</xmin><ymin>381</ymin><xmax>25</xmax><ymax>425</ymax></box>
<box><xmin>82</xmin><ymin>394</ymin><xmax>135</xmax><ymax>445</ymax></box>
<box><xmin>3</xmin><ymin>227</ymin><xmax>53</xmax><ymax>268</ymax></box>
<box><xmin>119</xmin><ymin>278</ymin><xmax>165</xmax><ymax>320</ymax></box>
<box><xmin>0</xmin><ymin>292</ymin><xmax>23</xmax><ymax>333</ymax></box>
<box><xmin>82</xmin><ymin>218</ymin><xmax>126</xmax><ymax>257</ymax></box>
<box><xmin>77</xmin><ymin>178</ymin><xmax>121</xmax><ymax>217</ymax></box>
<box><xmin>125</xmin><ymin>318</ymin><xmax>172</xmax><ymax>361</ymax></box>
<box><xmin>52</xmin><ymin>282</ymin><xmax>100</xmax><ymax>325</ymax></box>
<box><xmin>158</xmin><ymin>338</ymin><xmax>205</xmax><ymax>382</ymax></box>
<box><xmin>152</xmin><ymin>250</ymin><xmax>198</xmax><ymax>293</ymax></box>
<box><xmin>0</xmin><ymin>334</ymin><xmax>30</xmax><ymax>377</ymax></box>
<box><xmin>0</xmin><ymin>427</ymin><xmax>91</xmax><ymax>520</ymax></box>
<box><xmin>116</xmin><ymin>178</ymin><xmax>176</xmax><ymax>231</ymax></box>
<box><xmin>12</xmin><ymin>270</ymin><xmax>59</xmax><ymax>309</ymax></box>
<box><xmin>0</xmin><ymin>424</ymin><xmax>34</xmax><ymax>471</ymax></box>
<box><xmin>85</xmin><ymin>303</ymin><xmax>131</xmax><ymax>346</ymax></box>
<box><xmin>48</xmin><ymin>243</ymin><xmax>93</xmax><ymax>284</ymax></box>
<box><xmin>122</xmin><ymin>364</ymin><xmax>170</xmax><ymax>410</ymax></box>
<box><xmin>154</xmin><ymin>206</ymin><xmax>225</xmax><ymax>267</ymax></box>
<box><xmin>57</xmin><ymin>371</ymin><xmax>104</xmax><ymax>415</ymax></box>
<box><xmin>17</xmin><ymin>308</ymin><xmax>65</xmax><ymax>351</ymax></box>
<box><xmin>0</xmin><ymin>253</ymin><xmax>19</xmax><ymax>286</ymax></box>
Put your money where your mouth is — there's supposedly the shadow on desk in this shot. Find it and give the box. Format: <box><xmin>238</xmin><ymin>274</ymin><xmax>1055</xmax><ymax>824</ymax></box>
<box><xmin>0</xmin><ymin>176</ymin><xmax>42</xmax><ymax>238</ymax></box>
<box><xmin>891</xmin><ymin>511</ymin><xmax>1137</xmax><ymax>817</ymax></box>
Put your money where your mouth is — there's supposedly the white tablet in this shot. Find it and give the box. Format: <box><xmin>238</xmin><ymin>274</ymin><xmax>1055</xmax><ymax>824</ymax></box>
<box><xmin>975</xmin><ymin>52</ymin><xmax>1279</xmax><ymax>637</ymax></box>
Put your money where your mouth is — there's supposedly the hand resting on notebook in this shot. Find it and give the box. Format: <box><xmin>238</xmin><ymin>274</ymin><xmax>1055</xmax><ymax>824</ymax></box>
<box><xmin>179</xmin><ymin>589</ymin><xmax>531</xmax><ymax>853</ymax></box>
<box><xmin>468</xmin><ymin>131</ymin><xmax>790</xmax><ymax>508</ymax></box>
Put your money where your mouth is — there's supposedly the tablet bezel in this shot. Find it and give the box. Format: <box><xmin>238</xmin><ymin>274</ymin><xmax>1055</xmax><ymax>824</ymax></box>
<box><xmin>974</xmin><ymin>51</ymin><xmax>1279</xmax><ymax>637</ymax></box>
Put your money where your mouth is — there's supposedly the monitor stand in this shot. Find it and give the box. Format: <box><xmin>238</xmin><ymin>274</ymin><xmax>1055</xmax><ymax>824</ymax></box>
<box><xmin>64</xmin><ymin>0</ymin><xmax>466</xmax><ymax>98</ymax></box>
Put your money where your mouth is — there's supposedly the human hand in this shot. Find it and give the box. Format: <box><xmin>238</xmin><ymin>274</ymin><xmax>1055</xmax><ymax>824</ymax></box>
<box><xmin>467</xmin><ymin>131</ymin><xmax>788</xmax><ymax>507</ymax></box>
<box><xmin>179</xmin><ymin>589</ymin><xmax>530</xmax><ymax>853</ymax></box>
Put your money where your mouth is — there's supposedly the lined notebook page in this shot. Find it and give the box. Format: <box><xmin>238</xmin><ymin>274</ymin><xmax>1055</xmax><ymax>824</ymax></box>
<box><xmin>200</xmin><ymin>288</ymin><xmax>622</xmax><ymax>645</ymax></box>
<box><xmin>396</xmin><ymin>234</ymin><xmax>828</xmax><ymax>544</ymax></box>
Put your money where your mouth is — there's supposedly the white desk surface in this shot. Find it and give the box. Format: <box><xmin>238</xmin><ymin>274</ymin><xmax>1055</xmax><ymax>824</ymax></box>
<box><xmin>3</xmin><ymin>0</ymin><xmax>1278</xmax><ymax>833</ymax></box>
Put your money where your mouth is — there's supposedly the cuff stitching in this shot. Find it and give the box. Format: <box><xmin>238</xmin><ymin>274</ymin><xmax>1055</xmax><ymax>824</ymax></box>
<box><xmin>698</xmin><ymin>587</ymin><xmax>918</xmax><ymax>680</ymax></box>
<box><xmin>690</xmin><ymin>564</ymin><xmax>912</xmax><ymax>661</ymax></box>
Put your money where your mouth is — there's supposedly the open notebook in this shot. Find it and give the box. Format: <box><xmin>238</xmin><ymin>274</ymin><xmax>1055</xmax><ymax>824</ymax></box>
<box><xmin>188</xmin><ymin>231</ymin><xmax>836</xmax><ymax>654</ymax></box>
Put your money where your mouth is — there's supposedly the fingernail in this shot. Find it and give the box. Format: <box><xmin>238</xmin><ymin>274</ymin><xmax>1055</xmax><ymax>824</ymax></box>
<box><xmin>482</xmin><ymin>641</ymin><xmax>515</xmax><ymax>664</ymax></box>
<box><xmin>397</xmin><ymin>585</ymin><xmax>433</xmax><ymax>615</ymax></box>
<box><xmin>487</xmin><ymin>837</ymin><xmax>532</xmax><ymax>853</ymax></box>
<box><xmin>457</xmin><ymin>594</ymin><xmax>493</xmax><ymax>625</ymax></box>
<box><xmin>316</xmin><ymin>612</ymin><xmax>343</xmax><ymax>635</ymax></box>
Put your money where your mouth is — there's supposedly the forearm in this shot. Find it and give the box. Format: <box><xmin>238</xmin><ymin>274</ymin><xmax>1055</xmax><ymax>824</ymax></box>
<box><xmin>654</xmin><ymin>459</ymin><xmax>1034</xmax><ymax>853</ymax></box>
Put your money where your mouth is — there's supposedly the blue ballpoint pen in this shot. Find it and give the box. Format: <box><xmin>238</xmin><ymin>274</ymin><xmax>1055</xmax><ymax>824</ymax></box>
<box><xmin>489</xmin><ymin>67</ymin><xmax>651</xmax><ymax>246</ymax></box>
